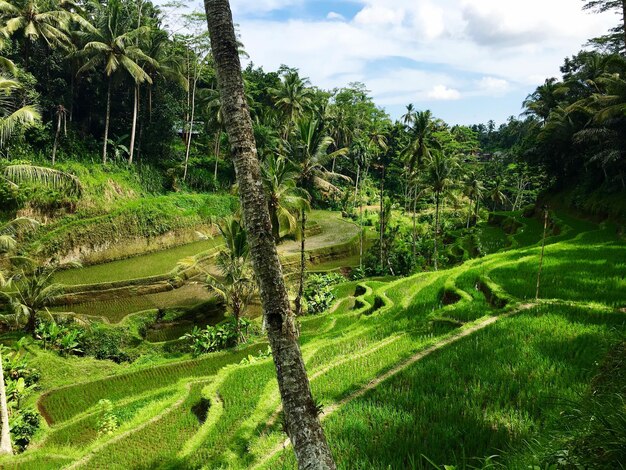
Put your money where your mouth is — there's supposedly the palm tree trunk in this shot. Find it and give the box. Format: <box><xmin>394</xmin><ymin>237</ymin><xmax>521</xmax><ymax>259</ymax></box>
<box><xmin>183</xmin><ymin>76</ymin><xmax>198</xmax><ymax>181</ymax></box>
<box><xmin>379</xmin><ymin>165</ymin><xmax>385</xmax><ymax>270</ymax></box>
<box><xmin>466</xmin><ymin>197</ymin><xmax>472</xmax><ymax>229</ymax></box>
<box><xmin>203</xmin><ymin>2</ymin><xmax>336</xmax><ymax>468</ymax></box>
<box><xmin>0</xmin><ymin>351</ymin><xmax>12</xmax><ymax>455</ymax></box>
<box><xmin>102</xmin><ymin>78</ymin><xmax>112</xmax><ymax>164</ymax></box>
<box><xmin>412</xmin><ymin>185</ymin><xmax>418</xmax><ymax>261</ymax></box>
<box><xmin>474</xmin><ymin>198</ymin><xmax>480</xmax><ymax>225</ymax></box>
<box><xmin>354</xmin><ymin>164</ymin><xmax>360</xmax><ymax>204</ymax></box>
<box><xmin>536</xmin><ymin>208</ymin><xmax>549</xmax><ymax>299</ymax></box>
<box><xmin>129</xmin><ymin>85</ymin><xmax>139</xmax><ymax>164</ymax></box>
<box><xmin>52</xmin><ymin>111</ymin><xmax>62</xmax><ymax>166</ymax></box>
<box><xmin>214</xmin><ymin>130</ymin><xmax>221</xmax><ymax>182</ymax></box>
<box><xmin>434</xmin><ymin>191</ymin><xmax>440</xmax><ymax>271</ymax></box>
<box><xmin>295</xmin><ymin>208</ymin><xmax>306</xmax><ymax>316</ymax></box>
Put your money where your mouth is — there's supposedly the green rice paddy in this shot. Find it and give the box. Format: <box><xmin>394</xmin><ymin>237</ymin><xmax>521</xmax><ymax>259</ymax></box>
<box><xmin>3</xmin><ymin>210</ymin><xmax>625</xmax><ymax>469</ymax></box>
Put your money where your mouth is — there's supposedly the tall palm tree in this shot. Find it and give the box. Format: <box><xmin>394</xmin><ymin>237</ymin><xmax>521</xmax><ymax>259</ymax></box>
<box><xmin>0</xmin><ymin>57</ymin><xmax>40</xmax><ymax>148</ymax></box>
<box><xmin>401</xmin><ymin>103</ymin><xmax>415</xmax><ymax>126</ymax></box>
<box><xmin>262</xmin><ymin>154</ymin><xmax>309</xmax><ymax>243</ymax></box>
<box><xmin>0</xmin><ymin>0</ymin><xmax>90</xmax><ymax>55</ymax></box>
<box><xmin>291</xmin><ymin>117</ymin><xmax>348</xmax><ymax>313</ymax></box>
<box><xmin>0</xmin><ymin>75</ymin><xmax>40</xmax><ymax>148</ymax></box>
<box><xmin>423</xmin><ymin>151</ymin><xmax>459</xmax><ymax>271</ymax></box>
<box><xmin>76</xmin><ymin>0</ymin><xmax>154</xmax><ymax>164</ymax></box>
<box><xmin>270</xmin><ymin>70</ymin><xmax>313</xmax><ymax>139</ymax></box>
<box><xmin>204</xmin><ymin>1</ymin><xmax>336</xmax><ymax>466</ymax></box>
<box><xmin>488</xmin><ymin>177</ymin><xmax>508</xmax><ymax>212</ymax></box>
<box><xmin>208</xmin><ymin>218</ymin><xmax>255</xmax><ymax>342</ymax></box>
<box><xmin>51</xmin><ymin>104</ymin><xmax>68</xmax><ymax>165</ymax></box>
<box><xmin>406</xmin><ymin>109</ymin><xmax>435</xmax><ymax>171</ymax></box>
<box><xmin>198</xmin><ymin>86</ymin><xmax>225</xmax><ymax>182</ymax></box>
<box><xmin>463</xmin><ymin>173</ymin><xmax>485</xmax><ymax>228</ymax></box>
<box><xmin>523</xmin><ymin>78</ymin><xmax>568</xmax><ymax>124</ymax></box>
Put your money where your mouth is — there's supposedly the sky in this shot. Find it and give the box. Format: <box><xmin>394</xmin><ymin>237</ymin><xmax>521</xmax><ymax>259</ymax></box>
<box><xmin>159</xmin><ymin>0</ymin><xmax>617</xmax><ymax>126</ymax></box>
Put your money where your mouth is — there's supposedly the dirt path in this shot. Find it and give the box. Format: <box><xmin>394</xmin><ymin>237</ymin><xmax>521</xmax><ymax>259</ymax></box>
<box><xmin>278</xmin><ymin>211</ymin><xmax>360</xmax><ymax>256</ymax></box>
<box><xmin>252</xmin><ymin>303</ymin><xmax>535</xmax><ymax>469</ymax></box>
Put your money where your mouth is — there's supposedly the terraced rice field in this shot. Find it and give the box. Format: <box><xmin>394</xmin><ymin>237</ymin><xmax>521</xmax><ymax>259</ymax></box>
<box><xmin>4</xmin><ymin>211</ymin><xmax>625</xmax><ymax>469</ymax></box>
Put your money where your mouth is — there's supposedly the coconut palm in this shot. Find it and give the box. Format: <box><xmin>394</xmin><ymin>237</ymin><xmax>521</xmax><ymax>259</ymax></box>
<box><xmin>0</xmin><ymin>61</ymin><xmax>40</xmax><ymax>147</ymax></box>
<box><xmin>270</xmin><ymin>70</ymin><xmax>314</xmax><ymax>139</ymax></box>
<box><xmin>262</xmin><ymin>154</ymin><xmax>309</xmax><ymax>243</ymax></box>
<box><xmin>463</xmin><ymin>173</ymin><xmax>485</xmax><ymax>228</ymax></box>
<box><xmin>50</xmin><ymin>104</ymin><xmax>68</xmax><ymax>165</ymax></box>
<box><xmin>423</xmin><ymin>151</ymin><xmax>459</xmax><ymax>271</ymax></box>
<box><xmin>290</xmin><ymin>117</ymin><xmax>348</xmax><ymax>315</ymax></box>
<box><xmin>7</xmin><ymin>265</ymin><xmax>65</xmax><ymax>332</ymax></box>
<box><xmin>0</xmin><ymin>346</ymin><xmax>11</xmax><ymax>455</ymax></box>
<box><xmin>488</xmin><ymin>177</ymin><xmax>508</xmax><ymax>212</ymax></box>
<box><xmin>405</xmin><ymin>109</ymin><xmax>435</xmax><ymax>171</ymax></box>
<box><xmin>76</xmin><ymin>0</ymin><xmax>155</xmax><ymax>164</ymax></box>
<box><xmin>0</xmin><ymin>0</ymin><xmax>90</xmax><ymax>55</ymax></box>
<box><xmin>208</xmin><ymin>218</ymin><xmax>255</xmax><ymax>343</ymax></box>
<box><xmin>401</xmin><ymin>103</ymin><xmax>415</xmax><ymax>126</ymax></box>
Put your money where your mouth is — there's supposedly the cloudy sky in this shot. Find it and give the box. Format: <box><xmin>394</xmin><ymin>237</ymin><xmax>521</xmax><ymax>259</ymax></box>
<box><xmin>161</xmin><ymin>0</ymin><xmax>617</xmax><ymax>125</ymax></box>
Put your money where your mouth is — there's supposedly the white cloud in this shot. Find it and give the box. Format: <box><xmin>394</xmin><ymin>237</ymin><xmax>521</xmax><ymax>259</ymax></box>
<box><xmin>230</xmin><ymin>0</ymin><xmax>302</xmax><ymax>15</ymax></box>
<box><xmin>476</xmin><ymin>77</ymin><xmax>510</xmax><ymax>95</ymax></box>
<box><xmin>226</xmin><ymin>0</ymin><xmax>618</xmax><ymax>121</ymax></box>
<box><xmin>326</xmin><ymin>11</ymin><xmax>345</xmax><ymax>21</ymax></box>
<box><xmin>427</xmin><ymin>85</ymin><xmax>462</xmax><ymax>100</ymax></box>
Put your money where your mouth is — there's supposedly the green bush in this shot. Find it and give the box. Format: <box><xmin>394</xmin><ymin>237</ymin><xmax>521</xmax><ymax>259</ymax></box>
<box><xmin>179</xmin><ymin>318</ymin><xmax>252</xmax><ymax>356</ymax></box>
<box><xmin>304</xmin><ymin>273</ymin><xmax>344</xmax><ymax>314</ymax></box>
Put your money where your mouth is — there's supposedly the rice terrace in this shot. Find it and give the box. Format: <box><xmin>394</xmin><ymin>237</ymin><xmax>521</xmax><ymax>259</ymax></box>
<box><xmin>0</xmin><ymin>0</ymin><xmax>624</xmax><ymax>469</ymax></box>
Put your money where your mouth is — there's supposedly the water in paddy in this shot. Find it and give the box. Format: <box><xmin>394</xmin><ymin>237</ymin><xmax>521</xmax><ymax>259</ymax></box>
<box><xmin>54</xmin><ymin>238</ymin><xmax>221</xmax><ymax>286</ymax></box>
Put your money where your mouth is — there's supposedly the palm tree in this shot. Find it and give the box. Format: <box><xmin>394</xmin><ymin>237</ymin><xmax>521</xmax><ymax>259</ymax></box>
<box><xmin>523</xmin><ymin>78</ymin><xmax>567</xmax><ymax>124</ymax></box>
<box><xmin>204</xmin><ymin>1</ymin><xmax>336</xmax><ymax>466</ymax></box>
<box><xmin>198</xmin><ymin>86</ymin><xmax>225</xmax><ymax>183</ymax></box>
<box><xmin>423</xmin><ymin>151</ymin><xmax>459</xmax><ymax>271</ymax></box>
<box><xmin>292</xmin><ymin>117</ymin><xmax>348</xmax><ymax>194</ymax></box>
<box><xmin>207</xmin><ymin>218</ymin><xmax>255</xmax><ymax>343</ymax></box>
<box><xmin>291</xmin><ymin>118</ymin><xmax>348</xmax><ymax>314</ymax></box>
<box><xmin>0</xmin><ymin>0</ymin><xmax>90</xmax><ymax>56</ymax></box>
<box><xmin>76</xmin><ymin>0</ymin><xmax>154</xmax><ymax>164</ymax></box>
<box><xmin>7</xmin><ymin>265</ymin><xmax>64</xmax><ymax>332</ymax></box>
<box><xmin>270</xmin><ymin>70</ymin><xmax>313</xmax><ymax>139</ymax></box>
<box><xmin>401</xmin><ymin>103</ymin><xmax>415</xmax><ymax>126</ymax></box>
<box><xmin>406</xmin><ymin>110</ymin><xmax>435</xmax><ymax>171</ymax></box>
<box><xmin>488</xmin><ymin>177</ymin><xmax>508</xmax><ymax>211</ymax></box>
<box><xmin>51</xmin><ymin>104</ymin><xmax>68</xmax><ymax>165</ymax></box>
<box><xmin>0</xmin><ymin>59</ymin><xmax>40</xmax><ymax>148</ymax></box>
<box><xmin>463</xmin><ymin>173</ymin><xmax>485</xmax><ymax>228</ymax></box>
<box><xmin>262</xmin><ymin>154</ymin><xmax>309</xmax><ymax>243</ymax></box>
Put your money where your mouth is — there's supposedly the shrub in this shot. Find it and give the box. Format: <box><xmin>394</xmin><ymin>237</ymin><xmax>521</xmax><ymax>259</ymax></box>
<box><xmin>82</xmin><ymin>325</ymin><xmax>134</xmax><ymax>363</ymax></box>
<box><xmin>179</xmin><ymin>318</ymin><xmax>252</xmax><ymax>356</ymax></box>
<box><xmin>304</xmin><ymin>273</ymin><xmax>344</xmax><ymax>314</ymax></box>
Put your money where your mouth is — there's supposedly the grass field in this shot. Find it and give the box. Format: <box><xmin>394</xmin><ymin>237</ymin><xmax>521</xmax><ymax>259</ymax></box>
<box><xmin>2</xmin><ymin>210</ymin><xmax>625</xmax><ymax>469</ymax></box>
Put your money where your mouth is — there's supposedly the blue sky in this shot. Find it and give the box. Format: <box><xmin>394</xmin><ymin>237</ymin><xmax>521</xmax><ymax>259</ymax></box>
<box><xmin>161</xmin><ymin>0</ymin><xmax>616</xmax><ymax>125</ymax></box>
